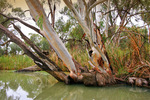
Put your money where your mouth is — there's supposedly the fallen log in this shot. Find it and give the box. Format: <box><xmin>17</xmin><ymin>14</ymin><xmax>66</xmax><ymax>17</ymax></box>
<box><xmin>15</xmin><ymin>65</ymin><xmax>42</xmax><ymax>72</ymax></box>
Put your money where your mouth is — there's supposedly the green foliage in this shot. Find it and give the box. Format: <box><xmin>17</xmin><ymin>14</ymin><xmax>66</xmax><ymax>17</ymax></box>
<box><xmin>29</xmin><ymin>33</ymin><xmax>42</xmax><ymax>46</ymax></box>
<box><xmin>40</xmin><ymin>38</ymin><xmax>50</xmax><ymax>51</ymax></box>
<box><xmin>0</xmin><ymin>0</ymin><xmax>25</xmax><ymax>56</ymax></box>
<box><xmin>68</xmin><ymin>48</ymin><xmax>91</xmax><ymax>69</ymax></box>
<box><xmin>55</xmin><ymin>17</ymin><xmax>73</xmax><ymax>34</ymax></box>
<box><xmin>29</xmin><ymin>33</ymin><xmax>50</xmax><ymax>51</ymax></box>
<box><xmin>60</xmin><ymin>6</ymin><xmax>75</xmax><ymax>20</ymax></box>
<box><xmin>0</xmin><ymin>55</ymin><xmax>34</xmax><ymax>70</ymax></box>
<box><xmin>9</xmin><ymin>43</ymin><xmax>22</xmax><ymax>55</ymax></box>
<box><xmin>0</xmin><ymin>0</ymin><xmax>12</xmax><ymax>13</ymax></box>
<box><xmin>0</xmin><ymin>0</ymin><xmax>12</xmax><ymax>41</ymax></box>
<box><xmin>106</xmin><ymin>27</ymin><xmax>150</xmax><ymax>76</ymax></box>
<box><xmin>141</xmin><ymin>11</ymin><xmax>150</xmax><ymax>25</ymax></box>
<box><xmin>37</xmin><ymin>15</ymin><xmax>43</xmax><ymax>30</ymax></box>
<box><xmin>12</xmin><ymin>7</ymin><xmax>25</xmax><ymax>17</ymax></box>
<box><xmin>99</xmin><ymin>20</ymin><xmax>104</xmax><ymax>29</ymax></box>
<box><xmin>55</xmin><ymin>6</ymin><xmax>85</xmax><ymax>49</ymax></box>
<box><xmin>0</xmin><ymin>47</ymin><xmax>4</xmax><ymax>56</ymax></box>
<box><xmin>69</xmin><ymin>24</ymin><xmax>84</xmax><ymax>40</ymax></box>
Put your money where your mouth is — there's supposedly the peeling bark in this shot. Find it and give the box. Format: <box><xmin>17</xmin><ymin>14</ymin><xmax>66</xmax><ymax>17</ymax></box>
<box><xmin>63</xmin><ymin>0</ymin><xmax>112</xmax><ymax>74</ymax></box>
<box><xmin>25</xmin><ymin>0</ymin><xmax>77</xmax><ymax>75</ymax></box>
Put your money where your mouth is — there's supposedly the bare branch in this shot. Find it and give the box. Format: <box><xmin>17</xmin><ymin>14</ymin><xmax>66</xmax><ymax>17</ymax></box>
<box><xmin>87</xmin><ymin>0</ymin><xmax>107</xmax><ymax>16</ymax></box>
<box><xmin>13</xmin><ymin>23</ymin><xmax>62</xmax><ymax>71</ymax></box>
<box><xmin>0</xmin><ymin>12</ymin><xmax>44</xmax><ymax>37</ymax></box>
<box><xmin>48</xmin><ymin>0</ymin><xmax>53</xmax><ymax>14</ymax></box>
<box><xmin>82</xmin><ymin>0</ymin><xmax>87</xmax><ymax>9</ymax></box>
<box><xmin>48</xmin><ymin>0</ymin><xmax>55</xmax><ymax>28</ymax></box>
<box><xmin>0</xmin><ymin>23</ymin><xmax>67</xmax><ymax>81</ymax></box>
<box><xmin>0</xmin><ymin>40</ymin><xmax>11</xmax><ymax>46</ymax></box>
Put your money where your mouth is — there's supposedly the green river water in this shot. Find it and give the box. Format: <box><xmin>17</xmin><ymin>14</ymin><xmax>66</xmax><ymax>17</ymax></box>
<box><xmin>0</xmin><ymin>71</ymin><xmax>150</xmax><ymax>100</ymax></box>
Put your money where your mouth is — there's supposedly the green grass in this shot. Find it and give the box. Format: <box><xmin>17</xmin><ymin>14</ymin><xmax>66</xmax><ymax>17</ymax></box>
<box><xmin>0</xmin><ymin>55</ymin><xmax>34</xmax><ymax>70</ymax></box>
<box><xmin>69</xmin><ymin>48</ymin><xmax>90</xmax><ymax>68</ymax></box>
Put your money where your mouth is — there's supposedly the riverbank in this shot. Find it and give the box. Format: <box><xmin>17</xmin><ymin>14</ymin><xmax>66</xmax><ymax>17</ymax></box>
<box><xmin>0</xmin><ymin>55</ymin><xmax>34</xmax><ymax>70</ymax></box>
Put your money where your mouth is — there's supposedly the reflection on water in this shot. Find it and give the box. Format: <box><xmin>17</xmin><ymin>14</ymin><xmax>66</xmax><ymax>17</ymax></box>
<box><xmin>0</xmin><ymin>71</ymin><xmax>150</xmax><ymax>100</ymax></box>
<box><xmin>0</xmin><ymin>71</ymin><xmax>57</xmax><ymax>100</ymax></box>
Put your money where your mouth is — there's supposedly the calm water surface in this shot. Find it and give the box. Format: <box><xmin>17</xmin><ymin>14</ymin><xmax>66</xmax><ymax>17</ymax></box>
<box><xmin>0</xmin><ymin>71</ymin><xmax>150</xmax><ymax>100</ymax></box>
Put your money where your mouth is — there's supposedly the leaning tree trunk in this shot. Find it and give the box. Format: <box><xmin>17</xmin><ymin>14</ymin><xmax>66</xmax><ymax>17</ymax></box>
<box><xmin>25</xmin><ymin>0</ymin><xmax>115</xmax><ymax>85</ymax></box>
<box><xmin>0</xmin><ymin>24</ymin><xmax>68</xmax><ymax>82</ymax></box>
<box><xmin>25</xmin><ymin>0</ymin><xmax>79</xmax><ymax>80</ymax></box>
<box><xmin>0</xmin><ymin>0</ymin><xmax>116</xmax><ymax>86</ymax></box>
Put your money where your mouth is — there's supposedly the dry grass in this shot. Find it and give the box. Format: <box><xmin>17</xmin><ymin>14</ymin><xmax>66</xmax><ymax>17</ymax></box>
<box><xmin>107</xmin><ymin>27</ymin><xmax>150</xmax><ymax>77</ymax></box>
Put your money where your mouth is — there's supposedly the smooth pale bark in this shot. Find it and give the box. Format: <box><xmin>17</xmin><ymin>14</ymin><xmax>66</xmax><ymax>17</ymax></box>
<box><xmin>63</xmin><ymin>0</ymin><xmax>111</xmax><ymax>73</ymax></box>
<box><xmin>105</xmin><ymin>0</ymin><xmax>110</xmax><ymax>37</ymax></box>
<box><xmin>13</xmin><ymin>24</ymin><xmax>62</xmax><ymax>71</ymax></box>
<box><xmin>25</xmin><ymin>0</ymin><xmax>77</xmax><ymax>73</ymax></box>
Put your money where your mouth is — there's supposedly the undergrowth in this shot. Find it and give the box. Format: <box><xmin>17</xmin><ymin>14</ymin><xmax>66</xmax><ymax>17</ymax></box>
<box><xmin>0</xmin><ymin>55</ymin><xmax>34</xmax><ymax>70</ymax></box>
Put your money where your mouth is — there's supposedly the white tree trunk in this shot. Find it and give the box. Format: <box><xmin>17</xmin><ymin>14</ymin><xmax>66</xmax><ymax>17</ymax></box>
<box><xmin>105</xmin><ymin>0</ymin><xmax>110</xmax><ymax>37</ymax></box>
<box><xmin>25</xmin><ymin>0</ymin><xmax>77</xmax><ymax>73</ymax></box>
<box><xmin>63</xmin><ymin>0</ymin><xmax>111</xmax><ymax>73</ymax></box>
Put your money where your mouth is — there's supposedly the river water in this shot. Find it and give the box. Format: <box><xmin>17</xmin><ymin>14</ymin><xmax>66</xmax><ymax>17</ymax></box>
<box><xmin>0</xmin><ymin>71</ymin><xmax>150</xmax><ymax>100</ymax></box>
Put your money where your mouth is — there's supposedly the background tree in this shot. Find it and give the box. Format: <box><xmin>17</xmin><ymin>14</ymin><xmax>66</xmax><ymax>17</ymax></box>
<box><xmin>9</xmin><ymin>43</ymin><xmax>22</xmax><ymax>55</ymax></box>
<box><xmin>55</xmin><ymin>7</ymin><xmax>85</xmax><ymax>49</ymax></box>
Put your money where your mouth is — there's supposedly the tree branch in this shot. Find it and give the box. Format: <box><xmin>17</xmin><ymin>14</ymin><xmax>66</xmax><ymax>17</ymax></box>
<box><xmin>13</xmin><ymin>23</ymin><xmax>62</xmax><ymax>71</ymax></box>
<box><xmin>0</xmin><ymin>40</ymin><xmax>11</xmax><ymax>46</ymax></box>
<box><xmin>0</xmin><ymin>12</ymin><xmax>44</xmax><ymax>37</ymax></box>
<box><xmin>0</xmin><ymin>23</ymin><xmax>67</xmax><ymax>82</ymax></box>
<box><xmin>82</xmin><ymin>0</ymin><xmax>87</xmax><ymax>10</ymax></box>
<box><xmin>26</xmin><ymin>0</ymin><xmax>78</xmax><ymax>74</ymax></box>
<box><xmin>63</xmin><ymin>0</ymin><xmax>91</xmax><ymax>39</ymax></box>
<box><xmin>87</xmin><ymin>0</ymin><xmax>107</xmax><ymax>16</ymax></box>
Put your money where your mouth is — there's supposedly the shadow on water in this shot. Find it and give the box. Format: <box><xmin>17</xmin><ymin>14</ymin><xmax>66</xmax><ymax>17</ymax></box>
<box><xmin>0</xmin><ymin>71</ymin><xmax>150</xmax><ymax>100</ymax></box>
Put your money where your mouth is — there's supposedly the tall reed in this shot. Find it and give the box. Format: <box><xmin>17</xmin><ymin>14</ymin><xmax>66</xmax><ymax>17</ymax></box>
<box><xmin>0</xmin><ymin>55</ymin><xmax>34</xmax><ymax>70</ymax></box>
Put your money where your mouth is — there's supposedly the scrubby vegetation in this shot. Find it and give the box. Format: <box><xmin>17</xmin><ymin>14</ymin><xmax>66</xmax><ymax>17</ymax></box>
<box><xmin>0</xmin><ymin>55</ymin><xmax>34</xmax><ymax>70</ymax></box>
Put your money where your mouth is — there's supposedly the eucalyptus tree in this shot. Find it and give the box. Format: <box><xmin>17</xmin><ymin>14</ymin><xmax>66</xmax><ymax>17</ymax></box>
<box><xmin>0</xmin><ymin>0</ymin><xmax>115</xmax><ymax>85</ymax></box>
